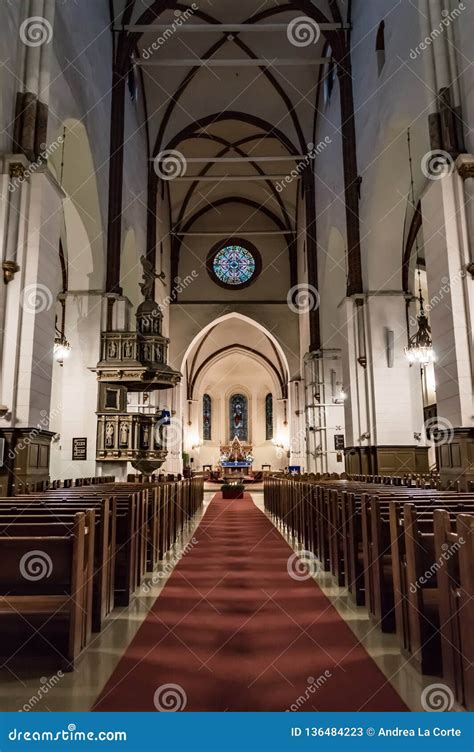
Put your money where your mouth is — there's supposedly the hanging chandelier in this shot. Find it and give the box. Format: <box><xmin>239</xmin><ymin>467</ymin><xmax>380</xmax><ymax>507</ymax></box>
<box><xmin>54</xmin><ymin>329</ymin><xmax>71</xmax><ymax>366</ymax></box>
<box><xmin>405</xmin><ymin>279</ymin><xmax>435</xmax><ymax>366</ymax></box>
<box><xmin>404</xmin><ymin>130</ymin><xmax>435</xmax><ymax>368</ymax></box>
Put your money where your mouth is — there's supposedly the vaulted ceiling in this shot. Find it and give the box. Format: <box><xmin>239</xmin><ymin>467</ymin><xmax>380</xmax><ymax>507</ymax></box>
<box><xmin>111</xmin><ymin>0</ymin><xmax>349</xmax><ymax>233</ymax></box>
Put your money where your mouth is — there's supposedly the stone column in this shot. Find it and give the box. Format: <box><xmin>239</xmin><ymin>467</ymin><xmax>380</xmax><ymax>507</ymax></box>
<box><xmin>421</xmin><ymin>158</ymin><xmax>474</xmax><ymax>487</ymax></box>
<box><xmin>339</xmin><ymin>293</ymin><xmax>428</xmax><ymax>475</ymax></box>
<box><xmin>14</xmin><ymin>0</ymin><xmax>55</xmax><ymax>160</ymax></box>
<box><xmin>288</xmin><ymin>379</ymin><xmax>305</xmax><ymax>470</ymax></box>
<box><xmin>0</xmin><ymin>168</ymin><xmax>64</xmax><ymax>493</ymax></box>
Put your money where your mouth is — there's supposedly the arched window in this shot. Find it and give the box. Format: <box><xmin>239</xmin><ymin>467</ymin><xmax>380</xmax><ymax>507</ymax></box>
<box><xmin>323</xmin><ymin>45</ymin><xmax>337</xmax><ymax>109</ymax></box>
<box><xmin>376</xmin><ymin>21</ymin><xmax>386</xmax><ymax>75</ymax></box>
<box><xmin>265</xmin><ymin>393</ymin><xmax>273</xmax><ymax>441</ymax></box>
<box><xmin>128</xmin><ymin>56</ymin><xmax>139</xmax><ymax>102</ymax></box>
<box><xmin>229</xmin><ymin>394</ymin><xmax>248</xmax><ymax>441</ymax></box>
<box><xmin>203</xmin><ymin>394</ymin><xmax>211</xmax><ymax>441</ymax></box>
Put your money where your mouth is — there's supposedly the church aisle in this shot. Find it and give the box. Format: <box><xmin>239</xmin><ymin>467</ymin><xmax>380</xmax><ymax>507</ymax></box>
<box><xmin>94</xmin><ymin>493</ymin><xmax>407</xmax><ymax>712</ymax></box>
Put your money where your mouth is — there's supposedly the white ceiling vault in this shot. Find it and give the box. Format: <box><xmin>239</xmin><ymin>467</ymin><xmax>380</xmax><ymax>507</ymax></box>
<box><xmin>111</xmin><ymin>0</ymin><xmax>348</xmax><ymax>234</ymax></box>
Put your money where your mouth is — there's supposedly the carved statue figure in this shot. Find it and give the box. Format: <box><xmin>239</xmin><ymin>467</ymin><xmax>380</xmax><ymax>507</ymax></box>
<box><xmin>139</xmin><ymin>255</ymin><xmax>159</xmax><ymax>300</ymax></box>
<box><xmin>108</xmin><ymin>340</ymin><xmax>117</xmax><ymax>358</ymax></box>
<box><xmin>105</xmin><ymin>422</ymin><xmax>115</xmax><ymax>447</ymax></box>
<box><xmin>142</xmin><ymin>424</ymin><xmax>150</xmax><ymax>448</ymax></box>
<box><xmin>123</xmin><ymin>340</ymin><xmax>133</xmax><ymax>359</ymax></box>
<box><xmin>119</xmin><ymin>422</ymin><xmax>129</xmax><ymax>447</ymax></box>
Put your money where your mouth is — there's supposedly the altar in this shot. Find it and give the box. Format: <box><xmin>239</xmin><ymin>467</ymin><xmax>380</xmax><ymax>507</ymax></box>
<box><xmin>221</xmin><ymin>460</ymin><xmax>252</xmax><ymax>475</ymax></box>
<box><xmin>219</xmin><ymin>437</ymin><xmax>253</xmax><ymax>476</ymax></box>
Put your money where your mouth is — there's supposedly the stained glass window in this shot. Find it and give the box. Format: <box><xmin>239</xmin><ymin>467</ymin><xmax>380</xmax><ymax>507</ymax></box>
<box><xmin>213</xmin><ymin>246</ymin><xmax>256</xmax><ymax>286</ymax></box>
<box><xmin>265</xmin><ymin>393</ymin><xmax>273</xmax><ymax>441</ymax></box>
<box><xmin>229</xmin><ymin>394</ymin><xmax>248</xmax><ymax>441</ymax></box>
<box><xmin>203</xmin><ymin>394</ymin><xmax>211</xmax><ymax>441</ymax></box>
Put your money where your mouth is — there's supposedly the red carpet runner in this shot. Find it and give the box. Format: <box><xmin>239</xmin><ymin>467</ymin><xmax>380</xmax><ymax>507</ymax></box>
<box><xmin>94</xmin><ymin>493</ymin><xmax>407</xmax><ymax>712</ymax></box>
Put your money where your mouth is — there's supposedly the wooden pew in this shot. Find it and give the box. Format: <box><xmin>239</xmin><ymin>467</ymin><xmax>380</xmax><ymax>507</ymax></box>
<box><xmin>395</xmin><ymin>502</ymin><xmax>474</xmax><ymax>675</ymax></box>
<box><xmin>0</xmin><ymin>511</ymin><xmax>93</xmax><ymax>670</ymax></box>
<box><xmin>434</xmin><ymin>510</ymin><xmax>474</xmax><ymax>710</ymax></box>
<box><xmin>3</xmin><ymin>497</ymin><xmax>115</xmax><ymax>630</ymax></box>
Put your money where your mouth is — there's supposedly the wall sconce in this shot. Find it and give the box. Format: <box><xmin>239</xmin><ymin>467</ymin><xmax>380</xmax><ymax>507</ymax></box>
<box><xmin>333</xmin><ymin>389</ymin><xmax>347</xmax><ymax>405</ymax></box>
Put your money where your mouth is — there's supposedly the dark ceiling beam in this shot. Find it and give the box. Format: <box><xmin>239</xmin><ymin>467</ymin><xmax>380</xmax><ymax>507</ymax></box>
<box><xmin>121</xmin><ymin>22</ymin><xmax>349</xmax><ymax>32</ymax></box>
<box><xmin>137</xmin><ymin>57</ymin><xmax>331</xmax><ymax>67</ymax></box>
<box><xmin>173</xmin><ymin>133</ymin><xmax>293</xmax><ymax>232</ymax></box>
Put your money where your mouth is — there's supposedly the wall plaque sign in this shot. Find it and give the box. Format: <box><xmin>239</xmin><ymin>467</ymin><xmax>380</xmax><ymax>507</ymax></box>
<box><xmin>72</xmin><ymin>437</ymin><xmax>87</xmax><ymax>461</ymax></box>
<box><xmin>334</xmin><ymin>434</ymin><xmax>345</xmax><ymax>451</ymax></box>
